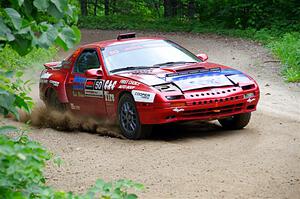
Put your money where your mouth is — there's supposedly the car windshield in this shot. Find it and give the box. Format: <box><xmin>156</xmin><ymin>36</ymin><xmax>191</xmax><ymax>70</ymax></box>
<box><xmin>102</xmin><ymin>40</ymin><xmax>201</xmax><ymax>73</ymax></box>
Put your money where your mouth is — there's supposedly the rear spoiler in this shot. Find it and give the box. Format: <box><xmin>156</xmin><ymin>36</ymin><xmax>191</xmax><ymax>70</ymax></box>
<box><xmin>43</xmin><ymin>61</ymin><xmax>61</xmax><ymax>69</ymax></box>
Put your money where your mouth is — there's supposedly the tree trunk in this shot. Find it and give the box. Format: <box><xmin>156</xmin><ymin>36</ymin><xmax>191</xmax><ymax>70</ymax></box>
<box><xmin>164</xmin><ymin>0</ymin><xmax>171</xmax><ymax>17</ymax></box>
<box><xmin>170</xmin><ymin>0</ymin><xmax>178</xmax><ymax>17</ymax></box>
<box><xmin>188</xmin><ymin>0</ymin><xmax>195</xmax><ymax>18</ymax></box>
<box><xmin>94</xmin><ymin>0</ymin><xmax>98</xmax><ymax>16</ymax></box>
<box><xmin>105</xmin><ymin>0</ymin><xmax>109</xmax><ymax>15</ymax></box>
<box><xmin>164</xmin><ymin>0</ymin><xmax>177</xmax><ymax>17</ymax></box>
<box><xmin>111</xmin><ymin>0</ymin><xmax>117</xmax><ymax>14</ymax></box>
<box><xmin>80</xmin><ymin>0</ymin><xmax>88</xmax><ymax>16</ymax></box>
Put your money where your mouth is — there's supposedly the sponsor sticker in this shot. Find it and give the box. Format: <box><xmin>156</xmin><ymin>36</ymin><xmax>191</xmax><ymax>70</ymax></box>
<box><xmin>40</xmin><ymin>72</ymin><xmax>52</xmax><ymax>79</ymax></box>
<box><xmin>84</xmin><ymin>79</ymin><xmax>104</xmax><ymax>98</ymax></box>
<box><xmin>104</xmin><ymin>91</ymin><xmax>115</xmax><ymax>102</ymax></box>
<box><xmin>172</xmin><ymin>74</ymin><xmax>232</xmax><ymax>91</ymax></box>
<box><xmin>118</xmin><ymin>85</ymin><xmax>135</xmax><ymax>90</ymax></box>
<box><xmin>72</xmin><ymin>90</ymin><xmax>85</xmax><ymax>97</ymax></box>
<box><xmin>72</xmin><ymin>76</ymin><xmax>86</xmax><ymax>90</ymax></box>
<box><xmin>247</xmin><ymin>98</ymin><xmax>255</xmax><ymax>103</ymax></box>
<box><xmin>70</xmin><ymin>103</ymin><xmax>80</xmax><ymax>110</ymax></box>
<box><xmin>104</xmin><ymin>80</ymin><xmax>117</xmax><ymax>90</ymax></box>
<box><xmin>49</xmin><ymin>80</ymin><xmax>59</xmax><ymax>87</ymax></box>
<box><xmin>120</xmin><ymin>80</ymin><xmax>140</xmax><ymax>86</ymax></box>
<box><xmin>173</xmin><ymin>107</ymin><xmax>184</xmax><ymax>113</ymax></box>
<box><xmin>72</xmin><ymin>78</ymin><xmax>119</xmax><ymax>98</ymax></box>
<box><xmin>131</xmin><ymin>90</ymin><xmax>155</xmax><ymax>103</ymax></box>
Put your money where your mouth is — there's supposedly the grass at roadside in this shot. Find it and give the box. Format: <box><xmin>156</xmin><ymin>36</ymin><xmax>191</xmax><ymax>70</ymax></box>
<box><xmin>268</xmin><ymin>33</ymin><xmax>300</xmax><ymax>82</ymax></box>
<box><xmin>0</xmin><ymin>45</ymin><xmax>58</xmax><ymax>71</ymax></box>
<box><xmin>79</xmin><ymin>16</ymin><xmax>300</xmax><ymax>82</ymax></box>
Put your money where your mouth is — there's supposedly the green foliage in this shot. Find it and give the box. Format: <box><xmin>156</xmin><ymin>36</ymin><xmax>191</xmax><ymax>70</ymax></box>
<box><xmin>0</xmin><ymin>0</ymin><xmax>73</xmax><ymax>119</ymax></box>
<box><xmin>0</xmin><ymin>133</ymin><xmax>51</xmax><ymax>197</ymax></box>
<box><xmin>79</xmin><ymin>15</ymin><xmax>300</xmax><ymax>82</ymax></box>
<box><xmin>0</xmin><ymin>131</ymin><xmax>143</xmax><ymax>199</ymax></box>
<box><xmin>0</xmin><ymin>125</ymin><xmax>18</xmax><ymax>134</ymax></box>
<box><xmin>79</xmin><ymin>16</ymin><xmax>192</xmax><ymax>31</ymax></box>
<box><xmin>0</xmin><ymin>45</ymin><xmax>57</xmax><ymax>120</ymax></box>
<box><xmin>79</xmin><ymin>0</ymin><xmax>300</xmax><ymax>82</ymax></box>
<box><xmin>80</xmin><ymin>179</ymin><xmax>144</xmax><ymax>199</ymax></box>
<box><xmin>0</xmin><ymin>45</ymin><xmax>58</xmax><ymax>70</ymax></box>
<box><xmin>80</xmin><ymin>0</ymin><xmax>300</xmax><ymax>30</ymax></box>
<box><xmin>0</xmin><ymin>0</ymin><xmax>80</xmax><ymax>55</ymax></box>
<box><xmin>269</xmin><ymin>33</ymin><xmax>300</xmax><ymax>82</ymax></box>
<box><xmin>0</xmin><ymin>69</ymin><xmax>33</xmax><ymax>120</ymax></box>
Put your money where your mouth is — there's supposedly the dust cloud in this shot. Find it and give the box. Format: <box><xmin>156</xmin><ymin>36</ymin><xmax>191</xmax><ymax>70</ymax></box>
<box><xmin>20</xmin><ymin>104</ymin><xmax>124</xmax><ymax>139</ymax></box>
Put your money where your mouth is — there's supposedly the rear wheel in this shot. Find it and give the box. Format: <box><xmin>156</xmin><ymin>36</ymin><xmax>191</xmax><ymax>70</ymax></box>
<box><xmin>46</xmin><ymin>90</ymin><xmax>66</xmax><ymax>112</ymax></box>
<box><xmin>218</xmin><ymin>112</ymin><xmax>251</xmax><ymax>130</ymax></box>
<box><xmin>118</xmin><ymin>93</ymin><xmax>152</xmax><ymax>139</ymax></box>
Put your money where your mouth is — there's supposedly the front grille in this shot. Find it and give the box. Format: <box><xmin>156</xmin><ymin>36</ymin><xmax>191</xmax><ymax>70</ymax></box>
<box><xmin>189</xmin><ymin>88</ymin><xmax>238</xmax><ymax>98</ymax></box>
<box><xmin>182</xmin><ymin>103</ymin><xmax>244</xmax><ymax>117</ymax></box>
<box><xmin>189</xmin><ymin>95</ymin><xmax>243</xmax><ymax>106</ymax></box>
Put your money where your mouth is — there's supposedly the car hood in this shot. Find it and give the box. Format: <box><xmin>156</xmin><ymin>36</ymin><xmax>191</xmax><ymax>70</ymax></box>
<box><xmin>115</xmin><ymin>62</ymin><xmax>254</xmax><ymax>91</ymax></box>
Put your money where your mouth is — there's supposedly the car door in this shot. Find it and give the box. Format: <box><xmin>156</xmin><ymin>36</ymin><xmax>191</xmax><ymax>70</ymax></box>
<box><xmin>66</xmin><ymin>48</ymin><xmax>107</xmax><ymax>117</ymax></box>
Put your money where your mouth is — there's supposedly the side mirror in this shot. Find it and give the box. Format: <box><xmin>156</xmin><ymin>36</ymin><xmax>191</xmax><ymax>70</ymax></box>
<box><xmin>85</xmin><ymin>69</ymin><xmax>103</xmax><ymax>78</ymax></box>
<box><xmin>196</xmin><ymin>53</ymin><xmax>208</xmax><ymax>62</ymax></box>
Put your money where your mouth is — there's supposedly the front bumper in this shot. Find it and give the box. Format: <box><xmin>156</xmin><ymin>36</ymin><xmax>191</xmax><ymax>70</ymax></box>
<box><xmin>137</xmin><ymin>88</ymin><xmax>259</xmax><ymax>124</ymax></box>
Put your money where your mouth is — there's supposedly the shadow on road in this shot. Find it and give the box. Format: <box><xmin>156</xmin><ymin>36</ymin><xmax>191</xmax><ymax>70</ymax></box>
<box><xmin>149</xmin><ymin>121</ymin><xmax>245</xmax><ymax>141</ymax></box>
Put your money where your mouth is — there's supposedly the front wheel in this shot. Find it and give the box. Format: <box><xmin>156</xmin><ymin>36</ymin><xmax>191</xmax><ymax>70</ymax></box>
<box><xmin>118</xmin><ymin>93</ymin><xmax>152</xmax><ymax>139</ymax></box>
<box><xmin>218</xmin><ymin>112</ymin><xmax>251</xmax><ymax>130</ymax></box>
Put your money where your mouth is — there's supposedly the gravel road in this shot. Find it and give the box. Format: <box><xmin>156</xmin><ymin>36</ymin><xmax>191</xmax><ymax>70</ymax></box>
<box><xmin>8</xmin><ymin>30</ymin><xmax>300</xmax><ymax>198</ymax></box>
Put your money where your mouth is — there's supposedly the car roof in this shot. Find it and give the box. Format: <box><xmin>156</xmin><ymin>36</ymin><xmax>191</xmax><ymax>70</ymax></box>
<box><xmin>81</xmin><ymin>37</ymin><xmax>166</xmax><ymax>49</ymax></box>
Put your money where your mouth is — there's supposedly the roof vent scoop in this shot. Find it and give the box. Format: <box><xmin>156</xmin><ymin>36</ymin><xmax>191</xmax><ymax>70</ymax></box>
<box><xmin>117</xmin><ymin>33</ymin><xmax>136</xmax><ymax>40</ymax></box>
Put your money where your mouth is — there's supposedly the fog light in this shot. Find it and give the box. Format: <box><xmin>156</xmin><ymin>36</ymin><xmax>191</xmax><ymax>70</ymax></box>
<box><xmin>244</xmin><ymin>92</ymin><xmax>255</xmax><ymax>99</ymax></box>
<box><xmin>171</xmin><ymin>102</ymin><xmax>186</xmax><ymax>107</ymax></box>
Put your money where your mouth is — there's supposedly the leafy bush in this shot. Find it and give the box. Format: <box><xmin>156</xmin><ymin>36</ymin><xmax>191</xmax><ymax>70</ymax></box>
<box><xmin>0</xmin><ymin>0</ymin><xmax>80</xmax><ymax>55</ymax></box>
<box><xmin>0</xmin><ymin>69</ymin><xmax>33</xmax><ymax>120</ymax></box>
<box><xmin>0</xmin><ymin>45</ymin><xmax>57</xmax><ymax>119</ymax></box>
<box><xmin>269</xmin><ymin>33</ymin><xmax>300</xmax><ymax>82</ymax></box>
<box><xmin>0</xmin><ymin>132</ymin><xmax>143</xmax><ymax>199</ymax></box>
<box><xmin>0</xmin><ymin>133</ymin><xmax>51</xmax><ymax>198</ymax></box>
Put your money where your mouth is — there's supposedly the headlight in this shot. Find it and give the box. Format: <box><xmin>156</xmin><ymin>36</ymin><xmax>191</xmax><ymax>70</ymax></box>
<box><xmin>153</xmin><ymin>83</ymin><xmax>181</xmax><ymax>92</ymax></box>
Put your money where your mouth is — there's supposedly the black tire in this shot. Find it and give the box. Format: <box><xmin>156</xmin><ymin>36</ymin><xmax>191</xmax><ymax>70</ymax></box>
<box><xmin>218</xmin><ymin>112</ymin><xmax>251</xmax><ymax>130</ymax></box>
<box><xmin>47</xmin><ymin>90</ymin><xmax>66</xmax><ymax>112</ymax></box>
<box><xmin>117</xmin><ymin>93</ymin><xmax>152</xmax><ymax>139</ymax></box>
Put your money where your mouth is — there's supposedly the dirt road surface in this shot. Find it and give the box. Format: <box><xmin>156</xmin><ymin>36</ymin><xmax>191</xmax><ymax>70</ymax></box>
<box><xmin>5</xmin><ymin>30</ymin><xmax>300</xmax><ymax>198</ymax></box>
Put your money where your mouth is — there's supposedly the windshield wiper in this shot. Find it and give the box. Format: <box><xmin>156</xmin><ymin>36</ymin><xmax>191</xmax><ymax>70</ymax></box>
<box><xmin>153</xmin><ymin>61</ymin><xmax>197</xmax><ymax>67</ymax></box>
<box><xmin>110</xmin><ymin>66</ymin><xmax>159</xmax><ymax>73</ymax></box>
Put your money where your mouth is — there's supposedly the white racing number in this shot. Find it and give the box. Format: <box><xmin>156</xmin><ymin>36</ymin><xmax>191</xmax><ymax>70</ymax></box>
<box><xmin>104</xmin><ymin>80</ymin><xmax>117</xmax><ymax>90</ymax></box>
<box><xmin>94</xmin><ymin>80</ymin><xmax>103</xmax><ymax>90</ymax></box>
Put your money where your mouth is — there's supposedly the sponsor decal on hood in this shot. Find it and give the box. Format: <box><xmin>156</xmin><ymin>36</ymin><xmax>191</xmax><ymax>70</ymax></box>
<box><xmin>170</xmin><ymin>73</ymin><xmax>233</xmax><ymax>91</ymax></box>
<box><xmin>117</xmin><ymin>68</ymin><xmax>251</xmax><ymax>91</ymax></box>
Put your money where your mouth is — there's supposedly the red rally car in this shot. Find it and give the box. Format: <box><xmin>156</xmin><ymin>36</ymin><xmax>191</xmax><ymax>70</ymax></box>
<box><xmin>39</xmin><ymin>33</ymin><xmax>260</xmax><ymax>139</ymax></box>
